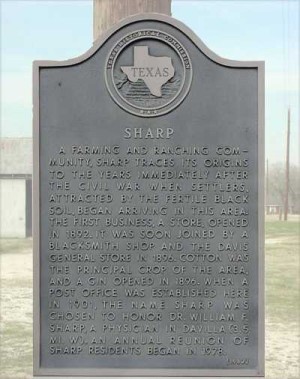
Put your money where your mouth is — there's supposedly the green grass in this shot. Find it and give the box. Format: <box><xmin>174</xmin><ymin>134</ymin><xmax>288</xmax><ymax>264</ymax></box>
<box><xmin>264</xmin><ymin>216</ymin><xmax>299</xmax><ymax>379</ymax></box>
<box><xmin>265</xmin><ymin>218</ymin><xmax>300</xmax><ymax>324</ymax></box>
<box><xmin>265</xmin><ymin>218</ymin><xmax>299</xmax><ymax>238</ymax></box>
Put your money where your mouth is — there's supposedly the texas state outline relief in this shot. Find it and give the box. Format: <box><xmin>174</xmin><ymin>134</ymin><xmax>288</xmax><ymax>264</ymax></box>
<box><xmin>121</xmin><ymin>46</ymin><xmax>175</xmax><ymax>97</ymax></box>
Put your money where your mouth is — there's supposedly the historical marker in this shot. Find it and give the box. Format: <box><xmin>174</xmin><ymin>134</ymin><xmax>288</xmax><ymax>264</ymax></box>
<box><xmin>33</xmin><ymin>14</ymin><xmax>264</xmax><ymax>376</ymax></box>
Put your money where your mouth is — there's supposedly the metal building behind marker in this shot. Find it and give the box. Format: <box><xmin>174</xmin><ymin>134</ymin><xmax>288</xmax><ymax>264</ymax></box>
<box><xmin>0</xmin><ymin>138</ymin><xmax>32</xmax><ymax>238</ymax></box>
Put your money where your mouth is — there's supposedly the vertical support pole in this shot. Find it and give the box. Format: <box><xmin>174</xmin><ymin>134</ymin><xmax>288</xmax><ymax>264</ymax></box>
<box><xmin>284</xmin><ymin>108</ymin><xmax>290</xmax><ymax>221</ymax></box>
<box><xmin>266</xmin><ymin>159</ymin><xmax>269</xmax><ymax>215</ymax></box>
<box><xmin>93</xmin><ymin>0</ymin><xmax>172</xmax><ymax>41</ymax></box>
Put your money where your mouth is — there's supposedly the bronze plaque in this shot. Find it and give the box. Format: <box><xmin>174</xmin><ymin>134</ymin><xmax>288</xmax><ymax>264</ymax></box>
<box><xmin>33</xmin><ymin>14</ymin><xmax>264</xmax><ymax>376</ymax></box>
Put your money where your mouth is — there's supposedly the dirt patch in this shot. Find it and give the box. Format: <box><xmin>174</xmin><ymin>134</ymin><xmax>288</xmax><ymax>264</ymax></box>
<box><xmin>0</xmin><ymin>249</ymin><xmax>33</xmax><ymax>379</ymax></box>
<box><xmin>266</xmin><ymin>320</ymin><xmax>300</xmax><ymax>379</ymax></box>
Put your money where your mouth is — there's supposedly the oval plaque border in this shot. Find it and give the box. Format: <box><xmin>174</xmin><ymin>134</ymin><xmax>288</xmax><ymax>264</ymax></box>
<box><xmin>105</xmin><ymin>29</ymin><xmax>193</xmax><ymax>117</ymax></box>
